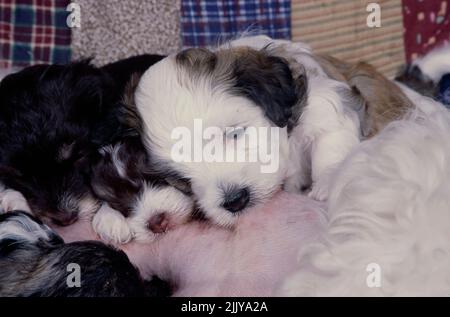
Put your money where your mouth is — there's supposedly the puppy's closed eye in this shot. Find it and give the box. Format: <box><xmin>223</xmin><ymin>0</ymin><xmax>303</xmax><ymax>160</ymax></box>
<box><xmin>225</xmin><ymin>126</ymin><xmax>247</xmax><ymax>140</ymax></box>
<box><xmin>57</xmin><ymin>142</ymin><xmax>90</xmax><ymax>168</ymax></box>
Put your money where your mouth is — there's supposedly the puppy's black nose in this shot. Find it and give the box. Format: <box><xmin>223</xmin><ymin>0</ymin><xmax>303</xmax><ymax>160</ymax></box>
<box><xmin>147</xmin><ymin>212</ymin><xmax>169</xmax><ymax>234</ymax></box>
<box><xmin>222</xmin><ymin>187</ymin><xmax>250</xmax><ymax>213</ymax></box>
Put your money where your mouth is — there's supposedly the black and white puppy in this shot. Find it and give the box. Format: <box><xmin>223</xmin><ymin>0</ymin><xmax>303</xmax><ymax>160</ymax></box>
<box><xmin>132</xmin><ymin>36</ymin><xmax>364</xmax><ymax>227</ymax></box>
<box><xmin>0</xmin><ymin>55</ymin><xmax>163</xmax><ymax>226</ymax></box>
<box><xmin>0</xmin><ymin>211</ymin><xmax>170</xmax><ymax>297</ymax></box>
<box><xmin>90</xmin><ymin>134</ymin><xmax>194</xmax><ymax>244</ymax></box>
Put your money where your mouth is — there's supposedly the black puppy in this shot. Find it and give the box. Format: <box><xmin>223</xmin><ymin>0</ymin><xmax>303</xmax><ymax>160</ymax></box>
<box><xmin>0</xmin><ymin>211</ymin><xmax>170</xmax><ymax>297</ymax></box>
<box><xmin>0</xmin><ymin>54</ymin><xmax>164</xmax><ymax>226</ymax></box>
<box><xmin>395</xmin><ymin>64</ymin><xmax>438</xmax><ymax>99</ymax></box>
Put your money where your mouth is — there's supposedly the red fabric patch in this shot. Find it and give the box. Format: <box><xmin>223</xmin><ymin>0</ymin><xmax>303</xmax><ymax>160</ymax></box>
<box><xmin>403</xmin><ymin>0</ymin><xmax>450</xmax><ymax>62</ymax></box>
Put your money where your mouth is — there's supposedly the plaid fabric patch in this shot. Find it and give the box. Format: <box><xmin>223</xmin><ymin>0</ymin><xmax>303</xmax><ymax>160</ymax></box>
<box><xmin>0</xmin><ymin>0</ymin><xmax>71</xmax><ymax>68</ymax></box>
<box><xmin>181</xmin><ymin>0</ymin><xmax>291</xmax><ymax>47</ymax></box>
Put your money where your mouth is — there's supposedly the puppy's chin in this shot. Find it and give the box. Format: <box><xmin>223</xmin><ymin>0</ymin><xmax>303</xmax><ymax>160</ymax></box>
<box><xmin>197</xmin><ymin>184</ymin><xmax>284</xmax><ymax>229</ymax></box>
<box><xmin>199</xmin><ymin>206</ymin><xmax>238</xmax><ymax>229</ymax></box>
<box><xmin>41</xmin><ymin>193</ymin><xmax>101</xmax><ymax>227</ymax></box>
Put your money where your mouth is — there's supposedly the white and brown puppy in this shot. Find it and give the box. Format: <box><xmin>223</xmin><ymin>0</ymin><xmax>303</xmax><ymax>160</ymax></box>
<box><xmin>133</xmin><ymin>36</ymin><xmax>364</xmax><ymax>227</ymax></box>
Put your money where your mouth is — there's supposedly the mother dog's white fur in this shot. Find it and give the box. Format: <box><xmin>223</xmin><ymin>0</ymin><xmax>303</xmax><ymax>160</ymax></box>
<box><xmin>282</xmin><ymin>93</ymin><xmax>450</xmax><ymax>296</ymax></box>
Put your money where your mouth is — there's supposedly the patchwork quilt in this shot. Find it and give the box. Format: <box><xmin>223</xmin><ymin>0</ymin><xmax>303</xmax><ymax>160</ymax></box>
<box><xmin>1</xmin><ymin>1</ymin><xmax>450</xmax><ymax>78</ymax></box>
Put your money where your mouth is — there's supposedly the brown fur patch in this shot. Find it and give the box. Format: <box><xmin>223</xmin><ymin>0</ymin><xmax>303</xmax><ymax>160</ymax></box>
<box><xmin>316</xmin><ymin>54</ymin><xmax>414</xmax><ymax>137</ymax></box>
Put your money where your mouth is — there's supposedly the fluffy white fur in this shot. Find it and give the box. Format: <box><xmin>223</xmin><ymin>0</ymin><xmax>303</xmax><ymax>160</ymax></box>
<box><xmin>0</xmin><ymin>211</ymin><xmax>54</xmax><ymax>243</ymax></box>
<box><xmin>231</xmin><ymin>36</ymin><xmax>361</xmax><ymax>200</ymax></box>
<box><xmin>0</xmin><ymin>184</ymin><xmax>31</xmax><ymax>214</ymax></box>
<box><xmin>92</xmin><ymin>203</ymin><xmax>133</xmax><ymax>244</ymax></box>
<box><xmin>282</xmin><ymin>93</ymin><xmax>450</xmax><ymax>296</ymax></box>
<box><xmin>287</xmin><ymin>75</ymin><xmax>360</xmax><ymax>200</ymax></box>
<box><xmin>135</xmin><ymin>36</ymin><xmax>361</xmax><ymax>228</ymax></box>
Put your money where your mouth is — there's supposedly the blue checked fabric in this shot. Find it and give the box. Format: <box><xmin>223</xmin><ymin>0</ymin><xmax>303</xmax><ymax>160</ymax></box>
<box><xmin>181</xmin><ymin>0</ymin><xmax>291</xmax><ymax>47</ymax></box>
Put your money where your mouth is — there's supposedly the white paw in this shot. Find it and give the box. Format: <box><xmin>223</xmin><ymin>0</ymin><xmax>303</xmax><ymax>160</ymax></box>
<box><xmin>308</xmin><ymin>184</ymin><xmax>329</xmax><ymax>201</ymax></box>
<box><xmin>92</xmin><ymin>204</ymin><xmax>133</xmax><ymax>244</ymax></box>
<box><xmin>308</xmin><ymin>176</ymin><xmax>332</xmax><ymax>201</ymax></box>
<box><xmin>0</xmin><ymin>189</ymin><xmax>31</xmax><ymax>214</ymax></box>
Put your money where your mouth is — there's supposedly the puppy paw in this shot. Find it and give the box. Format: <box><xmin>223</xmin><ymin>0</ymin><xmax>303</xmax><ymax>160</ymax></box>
<box><xmin>308</xmin><ymin>175</ymin><xmax>332</xmax><ymax>201</ymax></box>
<box><xmin>308</xmin><ymin>184</ymin><xmax>329</xmax><ymax>201</ymax></box>
<box><xmin>0</xmin><ymin>189</ymin><xmax>31</xmax><ymax>214</ymax></box>
<box><xmin>92</xmin><ymin>204</ymin><xmax>133</xmax><ymax>244</ymax></box>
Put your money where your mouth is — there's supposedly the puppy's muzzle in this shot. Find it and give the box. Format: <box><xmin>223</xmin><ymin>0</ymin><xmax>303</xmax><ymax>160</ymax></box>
<box><xmin>50</xmin><ymin>211</ymin><xmax>78</xmax><ymax>226</ymax></box>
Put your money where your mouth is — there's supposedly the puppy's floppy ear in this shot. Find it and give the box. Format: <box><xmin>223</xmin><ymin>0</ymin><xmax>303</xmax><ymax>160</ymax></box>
<box><xmin>62</xmin><ymin>60</ymin><xmax>116</xmax><ymax>121</ymax></box>
<box><xmin>232</xmin><ymin>50</ymin><xmax>305</xmax><ymax>128</ymax></box>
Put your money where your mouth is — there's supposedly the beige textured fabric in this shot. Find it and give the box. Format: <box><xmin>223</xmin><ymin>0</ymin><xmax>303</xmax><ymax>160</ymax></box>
<box><xmin>292</xmin><ymin>0</ymin><xmax>405</xmax><ymax>76</ymax></box>
<box><xmin>71</xmin><ymin>0</ymin><xmax>181</xmax><ymax>66</ymax></box>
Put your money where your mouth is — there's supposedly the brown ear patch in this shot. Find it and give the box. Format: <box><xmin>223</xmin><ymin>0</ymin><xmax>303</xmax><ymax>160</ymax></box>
<box><xmin>317</xmin><ymin>54</ymin><xmax>414</xmax><ymax>137</ymax></box>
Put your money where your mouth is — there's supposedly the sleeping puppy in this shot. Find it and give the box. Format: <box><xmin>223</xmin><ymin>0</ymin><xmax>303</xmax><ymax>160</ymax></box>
<box><xmin>87</xmin><ymin>72</ymin><xmax>194</xmax><ymax>244</ymax></box>
<box><xmin>0</xmin><ymin>54</ymin><xmax>164</xmax><ymax>226</ymax></box>
<box><xmin>395</xmin><ymin>64</ymin><xmax>438</xmax><ymax>100</ymax></box>
<box><xmin>90</xmin><ymin>136</ymin><xmax>194</xmax><ymax>244</ymax></box>
<box><xmin>395</xmin><ymin>45</ymin><xmax>450</xmax><ymax>107</ymax></box>
<box><xmin>0</xmin><ymin>62</ymin><xmax>112</xmax><ymax>225</ymax></box>
<box><xmin>0</xmin><ymin>211</ymin><xmax>170</xmax><ymax>297</ymax></box>
<box><xmin>132</xmin><ymin>36</ymin><xmax>364</xmax><ymax>228</ymax></box>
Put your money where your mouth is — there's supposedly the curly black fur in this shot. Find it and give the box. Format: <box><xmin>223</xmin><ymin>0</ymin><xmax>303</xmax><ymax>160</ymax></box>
<box><xmin>0</xmin><ymin>55</ymin><xmax>164</xmax><ymax>225</ymax></box>
<box><xmin>0</xmin><ymin>211</ymin><xmax>170</xmax><ymax>297</ymax></box>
